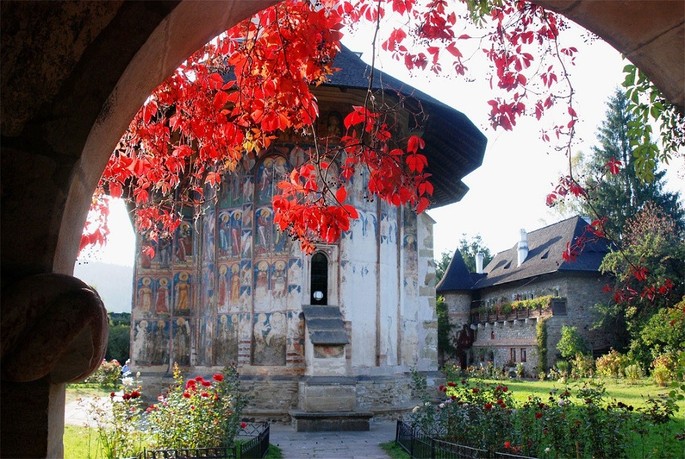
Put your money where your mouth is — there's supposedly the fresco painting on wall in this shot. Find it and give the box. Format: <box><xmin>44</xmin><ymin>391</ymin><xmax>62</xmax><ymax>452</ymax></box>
<box><xmin>175</xmin><ymin>221</ymin><xmax>194</xmax><ymax>264</ymax></box>
<box><xmin>155</xmin><ymin>277</ymin><xmax>171</xmax><ymax>314</ymax></box>
<box><xmin>173</xmin><ymin>317</ymin><xmax>192</xmax><ymax>366</ymax></box>
<box><xmin>137</xmin><ymin>277</ymin><xmax>153</xmax><ymax>315</ymax></box>
<box><xmin>150</xmin><ymin>319</ymin><xmax>170</xmax><ymax>365</ymax></box>
<box><xmin>174</xmin><ymin>271</ymin><xmax>192</xmax><ymax>315</ymax></box>
<box><xmin>252</xmin><ymin>311</ymin><xmax>287</xmax><ymax>366</ymax></box>
<box><xmin>201</xmin><ymin>263</ymin><xmax>215</xmax><ymax>312</ymax></box>
<box><xmin>214</xmin><ymin>314</ymin><xmax>239</xmax><ymax>366</ymax></box>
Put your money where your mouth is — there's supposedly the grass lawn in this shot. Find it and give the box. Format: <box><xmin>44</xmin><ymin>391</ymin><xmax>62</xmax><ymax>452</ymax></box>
<box><xmin>64</xmin><ymin>425</ymin><xmax>101</xmax><ymax>459</ymax></box>
<box><xmin>477</xmin><ymin>377</ymin><xmax>685</xmax><ymax>416</ymax></box>
<box><xmin>66</xmin><ymin>384</ymin><xmax>113</xmax><ymax>404</ymax></box>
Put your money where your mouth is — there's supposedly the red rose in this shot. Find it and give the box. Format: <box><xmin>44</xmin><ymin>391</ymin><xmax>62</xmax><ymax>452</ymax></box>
<box><xmin>201</xmin><ymin>380</ymin><xmax>211</xmax><ymax>387</ymax></box>
<box><xmin>447</xmin><ymin>382</ymin><xmax>456</xmax><ymax>387</ymax></box>
<box><xmin>201</xmin><ymin>392</ymin><xmax>209</xmax><ymax>398</ymax></box>
<box><xmin>213</xmin><ymin>373</ymin><xmax>224</xmax><ymax>382</ymax></box>
<box><xmin>504</xmin><ymin>441</ymin><xmax>511</xmax><ymax>449</ymax></box>
<box><xmin>240</xmin><ymin>422</ymin><xmax>247</xmax><ymax>429</ymax></box>
<box><xmin>183</xmin><ymin>391</ymin><xmax>191</xmax><ymax>398</ymax></box>
<box><xmin>195</xmin><ymin>376</ymin><xmax>204</xmax><ymax>382</ymax></box>
<box><xmin>484</xmin><ymin>403</ymin><xmax>493</xmax><ymax>411</ymax></box>
<box><xmin>535</xmin><ymin>412</ymin><xmax>543</xmax><ymax>419</ymax></box>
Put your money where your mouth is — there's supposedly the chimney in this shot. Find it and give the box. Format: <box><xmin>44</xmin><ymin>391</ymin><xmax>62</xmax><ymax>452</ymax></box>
<box><xmin>517</xmin><ymin>229</ymin><xmax>528</xmax><ymax>267</ymax></box>
<box><xmin>475</xmin><ymin>252</ymin><xmax>484</xmax><ymax>274</ymax></box>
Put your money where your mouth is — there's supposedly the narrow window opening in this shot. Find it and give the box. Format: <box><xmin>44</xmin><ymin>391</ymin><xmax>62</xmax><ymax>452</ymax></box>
<box><xmin>310</xmin><ymin>252</ymin><xmax>328</xmax><ymax>305</ymax></box>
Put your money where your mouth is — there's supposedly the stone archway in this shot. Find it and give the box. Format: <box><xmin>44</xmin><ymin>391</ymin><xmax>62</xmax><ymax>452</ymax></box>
<box><xmin>1</xmin><ymin>1</ymin><xmax>682</xmax><ymax>457</ymax></box>
<box><xmin>1</xmin><ymin>3</ymin><xmax>275</xmax><ymax>456</ymax></box>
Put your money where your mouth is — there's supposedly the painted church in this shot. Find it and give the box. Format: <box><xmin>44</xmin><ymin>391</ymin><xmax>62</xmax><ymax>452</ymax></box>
<box><xmin>130</xmin><ymin>47</ymin><xmax>487</xmax><ymax>427</ymax></box>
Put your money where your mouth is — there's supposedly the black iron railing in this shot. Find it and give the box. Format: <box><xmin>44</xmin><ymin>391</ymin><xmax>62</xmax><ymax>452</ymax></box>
<box><xmin>141</xmin><ymin>422</ymin><xmax>270</xmax><ymax>459</ymax></box>
<box><xmin>396</xmin><ymin>421</ymin><xmax>536</xmax><ymax>459</ymax></box>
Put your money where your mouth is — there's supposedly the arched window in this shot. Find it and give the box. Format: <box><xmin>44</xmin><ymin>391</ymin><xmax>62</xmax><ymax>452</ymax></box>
<box><xmin>310</xmin><ymin>252</ymin><xmax>328</xmax><ymax>305</ymax></box>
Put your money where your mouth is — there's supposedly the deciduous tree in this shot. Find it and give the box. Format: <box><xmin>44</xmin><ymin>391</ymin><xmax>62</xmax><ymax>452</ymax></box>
<box><xmin>83</xmin><ymin>0</ymin><xmax>684</xmax><ymax>260</ymax></box>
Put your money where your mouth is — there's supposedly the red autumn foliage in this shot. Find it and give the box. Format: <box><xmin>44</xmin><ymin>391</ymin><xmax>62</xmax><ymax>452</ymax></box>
<box><xmin>87</xmin><ymin>0</ymin><xmax>586</xmax><ymax>254</ymax></box>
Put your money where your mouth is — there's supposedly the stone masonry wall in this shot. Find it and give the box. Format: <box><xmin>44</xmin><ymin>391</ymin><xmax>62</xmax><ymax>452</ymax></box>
<box><xmin>469</xmin><ymin>273</ymin><xmax>610</xmax><ymax>374</ymax></box>
<box><xmin>472</xmin><ymin>319</ymin><xmax>540</xmax><ymax>376</ymax></box>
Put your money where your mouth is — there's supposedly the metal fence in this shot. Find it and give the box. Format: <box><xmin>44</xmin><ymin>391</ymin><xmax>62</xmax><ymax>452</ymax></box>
<box><xmin>141</xmin><ymin>422</ymin><xmax>270</xmax><ymax>459</ymax></box>
<box><xmin>395</xmin><ymin>421</ymin><xmax>536</xmax><ymax>459</ymax></box>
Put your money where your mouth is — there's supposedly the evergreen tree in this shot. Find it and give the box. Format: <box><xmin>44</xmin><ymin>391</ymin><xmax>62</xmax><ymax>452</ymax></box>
<box><xmin>573</xmin><ymin>88</ymin><xmax>684</xmax><ymax>239</ymax></box>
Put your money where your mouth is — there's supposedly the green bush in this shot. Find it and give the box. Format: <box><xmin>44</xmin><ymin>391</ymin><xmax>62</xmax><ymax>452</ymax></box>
<box><xmin>596</xmin><ymin>349</ymin><xmax>628</xmax><ymax>379</ymax></box>
<box><xmin>624</xmin><ymin>363</ymin><xmax>644</xmax><ymax>384</ymax></box>
<box><xmin>557</xmin><ymin>325</ymin><xmax>589</xmax><ymax>360</ymax></box>
<box><xmin>571</xmin><ymin>353</ymin><xmax>594</xmax><ymax>379</ymax></box>
<box><xmin>651</xmin><ymin>354</ymin><xmax>676</xmax><ymax>386</ymax></box>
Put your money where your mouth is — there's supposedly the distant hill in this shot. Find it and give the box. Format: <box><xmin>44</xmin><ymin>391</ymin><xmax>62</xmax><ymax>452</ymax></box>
<box><xmin>74</xmin><ymin>261</ymin><xmax>133</xmax><ymax>313</ymax></box>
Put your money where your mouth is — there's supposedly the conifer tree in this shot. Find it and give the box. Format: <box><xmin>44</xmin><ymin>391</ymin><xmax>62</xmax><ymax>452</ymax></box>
<box><xmin>574</xmin><ymin>89</ymin><xmax>684</xmax><ymax>239</ymax></box>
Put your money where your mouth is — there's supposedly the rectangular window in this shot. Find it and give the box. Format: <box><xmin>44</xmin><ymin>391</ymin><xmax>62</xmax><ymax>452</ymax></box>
<box><xmin>520</xmin><ymin>348</ymin><xmax>527</xmax><ymax>362</ymax></box>
<box><xmin>510</xmin><ymin>348</ymin><xmax>516</xmax><ymax>362</ymax></box>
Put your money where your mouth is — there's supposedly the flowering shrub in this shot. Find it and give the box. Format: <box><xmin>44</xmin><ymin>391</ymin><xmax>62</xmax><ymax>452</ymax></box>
<box><xmin>87</xmin><ymin>371</ymin><xmax>144</xmax><ymax>459</ymax></box>
<box><xmin>405</xmin><ymin>374</ymin><xmax>680</xmax><ymax>458</ymax></box>
<box><xmin>146</xmin><ymin>364</ymin><xmax>246</xmax><ymax>450</ymax></box>
<box><xmin>595</xmin><ymin>348</ymin><xmax>629</xmax><ymax>379</ymax></box>
<box><xmin>83</xmin><ymin>359</ymin><xmax>122</xmax><ymax>388</ymax></box>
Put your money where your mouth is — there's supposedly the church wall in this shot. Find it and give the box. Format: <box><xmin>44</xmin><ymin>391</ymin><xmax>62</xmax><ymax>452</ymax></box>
<box><xmin>129</xmin><ymin>92</ymin><xmax>440</xmax><ymax>415</ymax></box>
<box><xmin>414</xmin><ymin>212</ymin><xmax>438</xmax><ymax>370</ymax></box>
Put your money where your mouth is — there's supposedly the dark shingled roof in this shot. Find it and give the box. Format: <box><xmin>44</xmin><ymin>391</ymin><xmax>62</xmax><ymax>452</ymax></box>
<box><xmin>326</xmin><ymin>46</ymin><xmax>487</xmax><ymax>207</ymax></box>
<box><xmin>436</xmin><ymin>216</ymin><xmax>611</xmax><ymax>292</ymax></box>
<box><xmin>436</xmin><ymin>250</ymin><xmax>484</xmax><ymax>292</ymax></box>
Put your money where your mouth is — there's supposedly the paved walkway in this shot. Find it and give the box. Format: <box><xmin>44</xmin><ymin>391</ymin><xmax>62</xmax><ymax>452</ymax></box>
<box><xmin>65</xmin><ymin>398</ymin><xmax>398</xmax><ymax>458</ymax></box>
<box><xmin>269</xmin><ymin>421</ymin><xmax>397</xmax><ymax>458</ymax></box>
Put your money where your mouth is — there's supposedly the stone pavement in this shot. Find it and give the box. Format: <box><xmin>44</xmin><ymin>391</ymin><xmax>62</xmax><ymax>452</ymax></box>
<box><xmin>269</xmin><ymin>421</ymin><xmax>397</xmax><ymax>458</ymax></box>
<box><xmin>65</xmin><ymin>399</ymin><xmax>398</xmax><ymax>458</ymax></box>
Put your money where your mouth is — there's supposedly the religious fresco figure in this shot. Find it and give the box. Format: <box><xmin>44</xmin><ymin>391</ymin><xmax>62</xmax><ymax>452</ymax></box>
<box><xmin>217</xmin><ymin>264</ymin><xmax>229</xmax><ymax>313</ymax></box>
<box><xmin>137</xmin><ymin>277</ymin><xmax>153</xmax><ymax>314</ymax></box>
<box><xmin>289</xmin><ymin>146</ymin><xmax>307</xmax><ymax>168</ymax></box>
<box><xmin>214</xmin><ymin>314</ymin><xmax>238</xmax><ymax>366</ymax></box>
<box><xmin>173</xmin><ymin>317</ymin><xmax>191</xmax><ymax>366</ymax></box>
<box><xmin>257</xmin><ymin>157</ymin><xmax>274</xmax><ymax>204</ymax></box>
<box><xmin>132</xmin><ymin>320</ymin><xmax>150</xmax><ymax>364</ymax></box>
<box><xmin>175</xmin><ymin>222</ymin><xmax>193</xmax><ymax>263</ymax></box>
<box><xmin>218</xmin><ymin>211</ymin><xmax>231</xmax><ymax>255</ymax></box>
<box><xmin>150</xmin><ymin>320</ymin><xmax>170</xmax><ymax>365</ymax></box>
<box><xmin>325</xmin><ymin>111</ymin><xmax>343</xmax><ymax>138</ymax></box>
<box><xmin>201</xmin><ymin>264</ymin><xmax>215</xmax><ymax>312</ymax></box>
<box><xmin>271</xmin><ymin>260</ymin><xmax>287</xmax><ymax>298</ymax></box>
<box><xmin>287</xmin><ymin>311</ymin><xmax>305</xmax><ymax>363</ymax></box>
<box><xmin>255</xmin><ymin>207</ymin><xmax>272</xmax><ymax>251</ymax></box>
<box><xmin>158</xmin><ymin>238</ymin><xmax>172</xmax><ymax>267</ymax></box>
<box><xmin>229</xmin><ymin>263</ymin><xmax>241</xmax><ymax>305</ymax></box>
<box><xmin>230</xmin><ymin>209</ymin><xmax>242</xmax><ymax>256</ymax></box>
<box><xmin>202</xmin><ymin>210</ymin><xmax>215</xmax><ymax>261</ymax></box>
<box><xmin>252</xmin><ymin>312</ymin><xmax>286</xmax><ymax>366</ymax></box>
<box><xmin>155</xmin><ymin>277</ymin><xmax>170</xmax><ymax>314</ymax></box>
<box><xmin>254</xmin><ymin>260</ymin><xmax>270</xmax><ymax>305</ymax></box>
<box><xmin>174</xmin><ymin>272</ymin><xmax>191</xmax><ymax>314</ymax></box>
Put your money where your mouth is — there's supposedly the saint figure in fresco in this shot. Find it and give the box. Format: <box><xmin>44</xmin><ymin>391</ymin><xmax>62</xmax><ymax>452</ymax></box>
<box><xmin>175</xmin><ymin>272</ymin><xmax>191</xmax><ymax>312</ymax></box>
<box><xmin>155</xmin><ymin>277</ymin><xmax>170</xmax><ymax>314</ymax></box>
<box><xmin>138</xmin><ymin>277</ymin><xmax>153</xmax><ymax>313</ymax></box>
<box><xmin>230</xmin><ymin>264</ymin><xmax>241</xmax><ymax>304</ymax></box>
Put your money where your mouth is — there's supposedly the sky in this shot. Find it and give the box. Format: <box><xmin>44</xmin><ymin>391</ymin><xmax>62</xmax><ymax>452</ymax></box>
<box><xmin>77</xmin><ymin>9</ymin><xmax>685</xmax><ymax>273</ymax></box>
